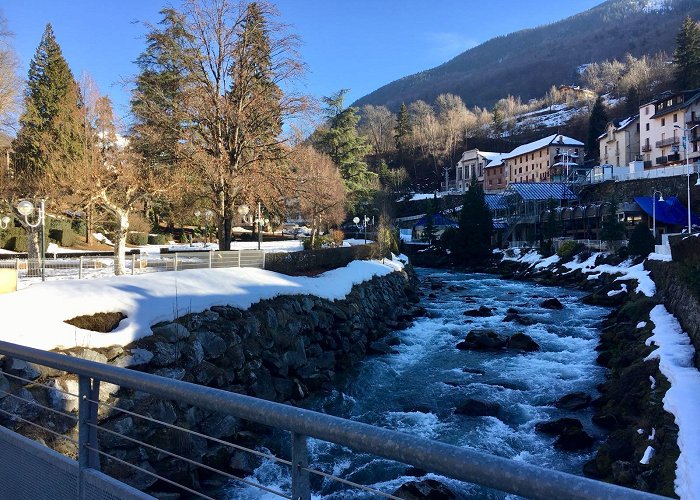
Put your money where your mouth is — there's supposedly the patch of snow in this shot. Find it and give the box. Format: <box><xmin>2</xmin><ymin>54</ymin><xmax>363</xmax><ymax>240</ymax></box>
<box><xmin>640</xmin><ymin>446</ymin><xmax>655</xmax><ymax>465</ymax></box>
<box><xmin>0</xmin><ymin>260</ymin><xmax>401</xmax><ymax>351</ymax></box>
<box><xmin>534</xmin><ymin>254</ymin><xmax>560</xmax><ymax>269</ymax></box>
<box><xmin>648</xmin><ymin>252</ymin><xmax>672</xmax><ymax>262</ymax></box>
<box><xmin>607</xmin><ymin>284</ymin><xmax>628</xmax><ymax>296</ymax></box>
<box><xmin>649</xmin><ymin>427</ymin><xmax>656</xmax><ymax>441</ymax></box>
<box><xmin>649</xmin><ymin>375</ymin><xmax>656</xmax><ymax>390</ymax></box>
<box><xmin>637</xmin><ymin>429</ymin><xmax>645</xmax><ymax>435</ymax></box>
<box><xmin>645</xmin><ymin>305</ymin><xmax>700</xmax><ymax>499</ymax></box>
<box><xmin>93</xmin><ymin>233</ymin><xmax>113</xmax><ymax>246</ymax></box>
<box><xmin>637</xmin><ymin>321</ymin><xmax>647</xmax><ymax>329</ymax></box>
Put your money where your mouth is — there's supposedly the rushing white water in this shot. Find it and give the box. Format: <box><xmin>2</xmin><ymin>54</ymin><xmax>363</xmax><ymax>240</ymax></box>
<box><xmin>231</xmin><ymin>269</ymin><xmax>609</xmax><ymax>499</ymax></box>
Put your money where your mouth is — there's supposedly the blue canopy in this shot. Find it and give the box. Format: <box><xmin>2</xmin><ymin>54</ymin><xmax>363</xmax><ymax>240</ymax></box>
<box><xmin>634</xmin><ymin>196</ymin><xmax>700</xmax><ymax>226</ymax></box>
<box><xmin>413</xmin><ymin>213</ymin><xmax>458</xmax><ymax>228</ymax></box>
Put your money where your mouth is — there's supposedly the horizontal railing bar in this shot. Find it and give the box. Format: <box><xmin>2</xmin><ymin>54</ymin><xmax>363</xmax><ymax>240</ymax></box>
<box><xmin>86</xmin><ymin>445</ymin><xmax>217</xmax><ymax>500</ymax></box>
<box><xmin>90</xmin><ymin>423</ymin><xmax>288</xmax><ymax>497</ymax></box>
<box><xmin>0</xmin><ymin>341</ymin><xmax>667</xmax><ymax>500</ymax></box>
<box><xmin>0</xmin><ymin>406</ymin><xmax>79</xmax><ymax>445</ymax></box>
<box><xmin>0</xmin><ymin>389</ymin><xmax>79</xmax><ymax>422</ymax></box>
<box><xmin>1</xmin><ymin>369</ymin><xmax>77</xmax><ymax>398</ymax></box>
<box><xmin>86</xmin><ymin>397</ymin><xmax>290</xmax><ymax>465</ymax></box>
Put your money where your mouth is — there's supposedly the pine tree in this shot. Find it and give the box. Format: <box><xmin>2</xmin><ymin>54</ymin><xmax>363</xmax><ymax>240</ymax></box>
<box><xmin>587</xmin><ymin>96</ymin><xmax>608</xmax><ymax>161</ymax></box>
<box><xmin>453</xmin><ymin>174</ymin><xmax>493</xmax><ymax>263</ymax></box>
<box><xmin>394</xmin><ymin>102</ymin><xmax>411</xmax><ymax>157</ymax></box>
<box><xmin>628</xmin><ymin>222</ymin><xmax>655</xmax><ymax>257</ymax></box>
<box><xmin>316</xmin><ymin>89</ymin><xmax>375</xmax><ymax>213</ymax></box>
<box><xmin>600</xmin><ymin>198</ymin><xmax>626</xmax><ymax>242</ymax></box>
<box><xmin>673</xmin><ymin>16</ymin><xmax>700</xmax><ymax>90</ymax></box>
<box><xmin>12</xmin><ymin>23</ymin><xmax>83</xmax><ymax>190</ymax></box>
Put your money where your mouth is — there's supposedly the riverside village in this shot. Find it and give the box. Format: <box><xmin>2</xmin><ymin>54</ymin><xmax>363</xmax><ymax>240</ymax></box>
<box><xmin>2</xmin><ymin>1</ymin><xmax>700</xmax><ymax>499</ymax></box>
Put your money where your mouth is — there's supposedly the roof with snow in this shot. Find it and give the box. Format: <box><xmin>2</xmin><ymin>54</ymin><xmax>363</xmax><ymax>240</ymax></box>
<box><xmin>503</xmin><ymin>134</ymin><xmax>584</xmax><ymax>160</ymax></box>
<box><xmin>505</xmin><ymin>182</ymin><xmax>577</xmax><ymax>201</ymax></box>
<box><xmin>598</xmin><ymin>115</ymin><xmax>639</xmax><ymax>140</ymax></box>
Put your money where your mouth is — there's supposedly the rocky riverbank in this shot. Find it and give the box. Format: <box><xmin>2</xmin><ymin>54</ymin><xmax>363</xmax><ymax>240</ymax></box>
<box><xmin>0</xmin><ymin>265</ymin><xmax>423</xmax><ymax>496</ymax></box>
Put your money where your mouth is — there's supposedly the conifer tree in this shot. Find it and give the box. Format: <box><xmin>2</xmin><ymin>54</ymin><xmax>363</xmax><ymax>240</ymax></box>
<box><xmin>12</xmin><ymin>23</ymin><xmax>83</xmax><ymax>190</ymax></box>
<box><xmin>316</xmin><ymin>89</ymin><xmax>375</xmax><ymax>213</ymax></box>
<box><xmin>453</xmin><ymin>174</ymin><xmax>493</xmax><ymax>263</ymax></box>
<box><xmin>600</xmin><ymin>198</ymin><xmax>626</xmax><ymax>242</ymax></box>
<box><xmin>628</xmin><ymin>222</ymin><xmax>655</xmax><ymax>257</ymax></box>
<box><xmin>673</xmin><ymin>16</ymin><xmax>700</xmax><ymax>90</ymax></box>
<box><xmin>394</xmin><ymin>102</ymin><xmax>411</xmax><ymax>158</ymax></box>
<box><xmin>587</xmin><ymin>96</ymin><xmax>608</xmax><ymax>161</ymax></box>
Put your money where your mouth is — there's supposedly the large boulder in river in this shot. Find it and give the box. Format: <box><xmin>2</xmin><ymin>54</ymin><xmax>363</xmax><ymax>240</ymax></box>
<box><xmin>541</xmin><ymin>298</ymin><xmax>564</xmax><ymax>310</ymax></box>
<box><xmin>455</xmin><ymin>398</ymin><xmax>501</xmax><ymax>417</ymax></box>
<box><xmin>393</xmin><ymin>479</ymin><xmax>458</xmax><ymax>499</ymax></box>
<box><xmin>554</xmin><ymin>427</ymin><xmax>595</xmax><ymax>451</ymax></box>
<box><xmin>507</xmin><ymin>333</ymin><xmax>540</xmax><ymax>352</ymax></box>
<box><xmin>463</xmin><ymin>306</ymin><xmax>493</xmax><ymax>317</ymax></box>
<box><xmin>456</xmin><ymin>329</ymin><xmax>507</xmax><ymax>350</ymax></box>
<box><xmin>535</xmin><ymin>418</ymin><xmax>583</xmax><ymax>435</ymax></box>
<box><xmin>555</xmin><ymin>392</ymin><xmax>592</xmax><ymax>411</ymax></box>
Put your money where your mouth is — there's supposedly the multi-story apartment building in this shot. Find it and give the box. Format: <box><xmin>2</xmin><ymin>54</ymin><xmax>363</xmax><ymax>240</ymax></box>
<box><xmin>598</xmin><ymin>115</ymin><xmax>640</xmax><ymax>167</ymax></box>
<box><xmin>639</xmin><ymin>89</ymin><xmax>700</xmax><ymax>168</ymax></box>
<box><xmin>453</xmin><ymin>149</ymin><xmax>506</xmax><ymax>191</ymax></box>
<box><xmin>483</xmin><ymin>156</ymin><xmax>507</xmax><ymax>192</ymax></box>
<box><xmin>504</xmin><ymin>134</ymin><xmax>584</xmax><ymax>184</ymax></box>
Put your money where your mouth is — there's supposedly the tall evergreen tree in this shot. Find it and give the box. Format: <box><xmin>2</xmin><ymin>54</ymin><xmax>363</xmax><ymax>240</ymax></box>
<box><xmin>12</xmin><ymin>23</ymin><xmax>83</xmax><ymax>191</ymax></box>
<box><xmin>452</xmin><ymin>174</ymin><xmax>493</xmax><ymax>263</ymax></box>
<box><xmin>316</xmin><ymin>89</ymin><xmax>375</xmax><ymax>213</ymax></box>
<box><xmin>600</xmin><ymin>198</ymin><xmax>626</xmax><ymax>242</ymax></box>
<box><xmin>394</xmin><ymin>102</ymin><xmax>411</xmax><ymax>158</ymax></box>
<box><xmin>587</xmin><ymin>96</ymin><xmax>608</xmax><ymax>161</ymax></box>
<box><xmin>673</xmin><ymin>16</ymin><xmax>700</xmax><ymax>90</ymax></box>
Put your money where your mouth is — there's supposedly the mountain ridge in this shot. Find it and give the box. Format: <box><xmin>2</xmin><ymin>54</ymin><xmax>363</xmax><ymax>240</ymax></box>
<box><xmin>353</xmin><ymin>0</ymin><xmax>700</xmax><ymax>111</ymax></box>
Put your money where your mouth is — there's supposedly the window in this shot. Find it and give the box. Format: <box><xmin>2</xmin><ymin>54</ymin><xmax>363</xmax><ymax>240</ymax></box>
<box><xmin>637</xmin><ymin>123</ymin><xmax>640</xmax><ymax>132</ymax></box>
<box><xmin>674</xmin><ymin>114</ymin><xmax>678</xmax><ymax>123</ymax></box>
<box><xmin>646</xmin><ymin>123</ymin><xmax>650</xmax><ymax>131</ymax></box>
<box><xmin>667</xmin><ymin>99</ymin><xmax>673</xmax><ymax>106</ymax></box>
<box><xmin>645</xmin><ymin>107</ymin><xmax>649</xmax><ymax>115</ymax></box>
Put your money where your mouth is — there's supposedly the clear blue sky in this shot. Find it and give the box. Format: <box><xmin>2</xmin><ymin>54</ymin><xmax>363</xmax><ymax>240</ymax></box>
<box><xmin>3</xmin><ymin>0</ymin><xmax>604</xmax><ymax>125</ymax></box>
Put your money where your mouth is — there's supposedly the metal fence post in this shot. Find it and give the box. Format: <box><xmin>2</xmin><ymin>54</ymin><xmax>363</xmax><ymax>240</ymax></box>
<box><xmin>237</xmin><ymin>250</ymin><xmax>241</xmax><ymax>268</ymax></box>
<box><xmin>131</xmin><ymin>253</ymin><xmax>136</xmax><ymax>276</ymax></box>
<box><xmin>14</xmin><ymin>258</ymin><xmax>19</xmax><ymax>290</ymax></box>
<box><xmin>262</xmin><ymin>250</ymin><xmax>266</xmax><ymax>269</ymax></box>
<box><xmin>209</xmin><ymin>250</ymin><xmax>212</xmax><ymax>269</ymax></box>
<box><xmin>174</xmin><ymin>253</ymin><xmax>178</xmax><ymax>272</ymax></box>
<box><xmin>291</xmin><ymin>432</ymin><xmax>310</xmax><ymax>500</ymax></box>
<box><xmin>79</xmin><ymin>374</ymin><xmax>101</xmax><ymax>500</ymax></box>
<box><xmin>79</xmin><ymin>256</ymin><xmax>83</xmax><ymax>280</ymax></box>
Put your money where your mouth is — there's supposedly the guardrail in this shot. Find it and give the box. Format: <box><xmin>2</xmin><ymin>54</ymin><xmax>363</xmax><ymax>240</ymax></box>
<box><xmin>0</xmin><ymin>250</ymin><xmax>265</xmax><ymax>290</ymax></box>
<box><xmin>0</xmin><ymin>340</ymin><xmax>668</xmax><ymax>500</ymax></box>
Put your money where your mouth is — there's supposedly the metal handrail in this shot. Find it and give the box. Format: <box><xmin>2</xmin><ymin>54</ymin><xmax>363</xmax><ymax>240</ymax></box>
<box><xmin>0</xmin><ymin>340</ymin><xmax>668</xmax><ymax>500</ymax></box>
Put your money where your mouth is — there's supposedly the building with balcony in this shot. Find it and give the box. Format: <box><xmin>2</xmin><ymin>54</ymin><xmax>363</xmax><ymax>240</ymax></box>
<box><xmin>598</xmin><ymin>115</ymin><xmax>640</xmax><ymax>167</ymax></box>
<box><xmin>503</xmin><ymin>134</ymin><xmax>584</xmax><ymax>184</ymax></box>
<box><xmin>639</xmin><ymin>89</ymin><xmax>700</xmax><ymax>168</ymax></box>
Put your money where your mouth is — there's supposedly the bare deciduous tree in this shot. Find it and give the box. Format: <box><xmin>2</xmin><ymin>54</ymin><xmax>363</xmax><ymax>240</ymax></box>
<box><xmin>359</xmin><ymin>104</ymin><xmax>396</xmax><ymax>154</ymax></box>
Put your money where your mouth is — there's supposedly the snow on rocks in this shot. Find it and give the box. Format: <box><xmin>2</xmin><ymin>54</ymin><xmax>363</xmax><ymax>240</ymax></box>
<box><xmin>640</xmin><ymin>446</ymin><xmax>655</xmax><ymax>465</ymax></box>
<box><xmin>646</xmin><ymin>305</ymin><xmax>700</xmax><ymax>499</ymax></box>
<box><xmin>0</xmin><ymin>259</ymin><xmax>402</xmax><ymax>352</ymax></box>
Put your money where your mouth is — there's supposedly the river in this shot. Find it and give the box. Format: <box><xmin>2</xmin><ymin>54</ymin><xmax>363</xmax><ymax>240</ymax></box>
<box><xmin>236</xmin><ymin>267</ymin><xmax>610</xmax><ymax>499</ymax></box>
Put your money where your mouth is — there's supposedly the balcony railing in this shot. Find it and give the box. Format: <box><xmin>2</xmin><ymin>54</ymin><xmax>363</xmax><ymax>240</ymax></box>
<box><xmin>656</xmin><ymin>137</ymin><xmax>680</xmax><ymax>148</ymax></box>
<box><xmin>656</xmin><ymin>156</ymin><xmax>668</xmax><ymax>165</ymax></box>
<box><xmin>642</xmin><ymin>144</ymin><xmax>652</xmax><ymax>152</ymax></box>
<box><xmin>667</xmin><ymin>153</ymin><xmax>681</xmax><ymax>162</ymax></box>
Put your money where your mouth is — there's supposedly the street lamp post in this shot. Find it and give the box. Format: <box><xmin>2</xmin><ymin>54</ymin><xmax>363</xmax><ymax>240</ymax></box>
<box><xmin>237</xmin><ymin>204</ymin><xmax>250</xmax><ymax>248</ymax></box>
<box><xmin>254</xmin><ymin>202</ymin><xmax>269</xmax><ymax>251</ymax></box>
<box><xmin>651</xmin><ymin>190</ymin><xmax>664</xmax><ymax>241</ymax></box>
<box><xmin>0</xmin><ymin>215</ymin><xmax>10</xmax><ymax>230</ymax></box>
<box><xmin>16</xmin><ymin>199</ymin><xmax>46</xmax><ymax>281</ymax></box>
<box><xmin>675</xmin><ymin>124</ymin><xmax>700</xmax><ymax>234</ymax></box>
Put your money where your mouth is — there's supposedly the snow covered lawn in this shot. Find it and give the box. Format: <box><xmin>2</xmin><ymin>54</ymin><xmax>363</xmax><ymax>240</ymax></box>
<box><xmin>0</xmin><ymin>259</ymin><xmax>403</xmax><ymax>352</ymax></box>
<box><xmin>646</xmin><ymin>305</ymin><xmax>700</xmax><ymax>499</ymax></box>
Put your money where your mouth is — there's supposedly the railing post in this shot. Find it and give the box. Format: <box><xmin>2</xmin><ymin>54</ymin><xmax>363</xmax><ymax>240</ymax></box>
<box><xmin>209</xmin><ymin>250</ymin><xmax>212</xmax><ymax>269</ymax></box>
<box><xmin>237</xmin><ymin>250</ymin><xmax>241</xmax><ymax>268</ymax></box>
<box><xmin>174</xmin><ymin>253</ymin><xmax>178</xmax><ymax>272</ymax></box>
<box><xmin>79</xmin><ymin>256</ymin><xmax>83</xmax><ymax>280</ymax></box>
<box><xmin>262</xmin><ymin>250</ymin><xmax>266</xmax><ymax>269</ymax></box>
<box><xmin>290</xmin><ymin>432</ymin><xmax>310</xmax><ymax>500</ymax></box>
<box><xmin>79</xmin><ymin>374</ymin><xmax>101</xmax><ymax>500</ymax></box>
<box><xmin>131</xmin><ymin>253</ymin><xmax>136</xmax><ymax>276</ymax></box>
<box><xmin>15</xmin><ymin>258</ymin><xmax>19</xmax><ymax>290</ymax></box>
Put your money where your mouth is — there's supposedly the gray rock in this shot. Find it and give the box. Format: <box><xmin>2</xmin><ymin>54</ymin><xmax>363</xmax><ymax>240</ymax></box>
<box><xmin>393</xmin><ymin>479</ymin><xmax>458</xmax><ymax>499</ymax></box>
<box><xmin>541</xmin><ymin>298</ymin><xmax>564</xmax><ymax>310</ymax></box>
<box><xmin>455</xmin><ymin>398</ymin><xmax>501</xmax><ymax>417</ymax></box>
<box><xmin>3</xmin><ymin>358</ymin><xmax>41</xmax><ymax>381</ymax></box>
<box><xmin>180</xmin><ymin>340</ymin><xmax>204</xmax><ymax>369</ymax></box>
<box><xmin>555</xmin><ymin>392</ymin><xmax>592</xmax><ymax>411</ymax></box>
<box><xmin>201</xmin><ymin>414</ymin><xmax>240</xmax><ymax>439</ymax></box>
<box><xmin>0</xmin><ymin>374</ymin><xmax>9</xmax><ymax>399</ymax></box>
<box><xmin>0</xmin><ymin>388</ymin><xmax>40</xmax><ymax>425</ymax></box>
<box><xmin>507</xmin><ymin>333</ymin><xmax>540</xmax><ymax>352</ymax></box>
<box><xmin>153</xmin><ymin>368</ymin><xmax>186</xmax><ymax>380</ymax></box>
<box><xmin>101</xmin><ymin>416</ymin><xmax>134</xmax><ymax>449</ymax></box>
<box><xmin>152</xmin><ymin>323</ymin><xmax>190</xmax><ymax>342</ymax></box>
<box><xmin>199</xmin><ymin>331</ymin><xmax>227</xmax><ymax>359</ymax></box>
<box><xmin>456</xmin><ymin>329</ymin><xmax>508</xmax><ymax>350</ymax></box>
<box><xmin>150</xmin><ymin>341</ymin><xmax>183</xmax><ymax>367</ymax></box>
<box><xmin>113</xmin><ymin>349</ymin><xmax>153</xmax><ymax>368</ymax></box>
<box><xmin>66</xmin><ymin>348</ymin><xmax>107</xmax><ymax>364</ymax></box>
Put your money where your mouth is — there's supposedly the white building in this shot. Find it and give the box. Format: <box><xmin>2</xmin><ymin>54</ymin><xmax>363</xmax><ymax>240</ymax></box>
<box><xmin>447</xmin><ymin>148</ymin><xmax>507</xmax><ymax>192</ymax></box>
<box><xmin>598</xmin><ymin>115</ymin><xmax>640</xmax><ymax>167</ymax></box>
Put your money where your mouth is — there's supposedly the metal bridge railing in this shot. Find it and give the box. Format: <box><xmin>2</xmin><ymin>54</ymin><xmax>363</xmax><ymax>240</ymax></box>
<box><xmin>0</xmin><ymin>340</ymin><xmax>668</xmax><ymax>500</ymax></box>
<box><xmin>0</xmin><ymin>249</ymin><xmax>265</xmax><ymax>289</ymax></box>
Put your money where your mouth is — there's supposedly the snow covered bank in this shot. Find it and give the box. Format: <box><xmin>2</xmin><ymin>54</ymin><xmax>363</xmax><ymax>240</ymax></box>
<box><xmin>646</xmin><ymin>305</ymin><xmax>700</xmax><ymax>499</ymax></box>
<box><xmin>0</xmin><ymin>260</ymin><xmax>402</xmax><ymax>351</ymax></box>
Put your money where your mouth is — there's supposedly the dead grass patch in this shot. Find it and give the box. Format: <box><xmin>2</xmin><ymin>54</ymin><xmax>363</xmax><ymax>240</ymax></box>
<box><xmin>64</xmin><ymin>312</ymin><xmax>126</xmax><ymax>333</ymax></box>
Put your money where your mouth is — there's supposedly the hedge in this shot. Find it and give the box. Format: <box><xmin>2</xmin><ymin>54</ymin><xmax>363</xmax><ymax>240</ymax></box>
<box><xmin>128</xmin><ymin>232</ymin><xmax>149</xmax><ymax>246</ymax></box>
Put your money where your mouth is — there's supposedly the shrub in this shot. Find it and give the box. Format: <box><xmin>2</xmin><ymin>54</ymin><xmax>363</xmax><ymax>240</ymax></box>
<box><xmin>49</xmin><ymin>228</ymin><xmax>78</xmax><ymax>247</ymax></box>
<box><xmin>556</xmin><ymin>240</ymin><xmax>582</xmax><ymax>263</ymax></box>
<box><xmin>129</xmin><ymin>213</ymin><xmax>152</xmax><ymax>234</ymax></box>
<box><xmin>71</xmin><ymin>219</ymin><xmax>87</xmax><ymax>236</ymax></box>
<box><xmin>628</xmin><ymin>222</ymin><xmax>655</xmax><ymax>257</ymax></box>
<box><xmin>329</xmin><ymin>229</ymin><xmax>344</xmax><ymax>247</ymax></box>
<box><xmin>127</xmin><ymin>232</ymin><xmax>149</xmax><ymax>246</ymax></box>
<box><xmin>148</xmin><ymin>233</ymin><xmax>171</xmax><ymax>245</ymax></box>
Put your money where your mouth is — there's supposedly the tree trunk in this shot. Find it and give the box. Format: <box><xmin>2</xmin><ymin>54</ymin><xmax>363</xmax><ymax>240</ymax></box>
<box><xmin>25</xmin><ymin>225</ymin><xmax>43</xmax><ymax>277</ymax></box>
<box><xmin>113</xmin><ymin>210</ymin><xmax>129</xmax><ymax>275</ymax></box>
<box><xmin>85</xmin><ymin>207</ymin><xmax>95</xmax><ymax>245</ymax></box>
<box><xmin>310</xmin><ymin>215</ymin><xmax>317</xmax><ymax>248</ymax></box>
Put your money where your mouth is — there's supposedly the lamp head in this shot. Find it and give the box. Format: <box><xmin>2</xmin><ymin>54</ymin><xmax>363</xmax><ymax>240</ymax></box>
<box><xmin>16</xmin><ymin>200</ymin><xmax>34</xmax><ymax>217</ymax></box>
<box><xmin>194</xmin><ymin>210</ymin><xmax>201</xmax><ymax>218</ymax></box>
<box><xmin>696</xmin><ymin>177</ymin><xmax>700</xmax><ymax>187</ymax></box>
<box><xmin>1</xmin><ymin>216</ymin><xmax>10</xmax><ymax>226</ymax></box>
<box><xmin>352</xmin><ymin>216</ymin><xmax>360</xmax><ymax>224</ymax></box>
<box><xmin>237</xmin><ymin>204</ymin><xmax>249</xmax><ymax>216</ymax></box>
<box><xmin>659</xmin><ymin>194</ymin><xmax>664</xmax><ymax>201</ymax></box>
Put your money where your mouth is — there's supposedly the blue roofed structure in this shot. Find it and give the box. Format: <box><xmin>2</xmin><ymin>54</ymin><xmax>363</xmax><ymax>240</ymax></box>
<box><xmin>634</xmin><ymin>196</ymin><xmax>700</xmax><ymax>226</ymax></box>
<box><xmin>504</xmin><ymin>183</ymin><xmax>577</xmax><ymax>201</ymax></box>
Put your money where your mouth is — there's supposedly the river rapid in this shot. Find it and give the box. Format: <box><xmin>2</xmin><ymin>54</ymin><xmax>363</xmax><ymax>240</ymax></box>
<box><xmin>236</xmin><ymin>267</ymin><xmax>610</xmax><ymax>499</ymax></box>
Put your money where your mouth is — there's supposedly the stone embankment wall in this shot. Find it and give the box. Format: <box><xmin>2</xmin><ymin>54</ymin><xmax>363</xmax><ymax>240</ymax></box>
<box><xmin>579</xmin><ymin>175</ymin><xmax>700</xmax><ymax>209</ymax></box>
<box><xmin>0</xmin><ymin>267</ymin><xmax>422</xmax><ymax>495</ymax></box>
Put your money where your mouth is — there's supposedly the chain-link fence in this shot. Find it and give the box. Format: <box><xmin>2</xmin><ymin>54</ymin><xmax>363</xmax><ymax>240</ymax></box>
<box><xmin>0</xmin><ymin>250</ymin><xmax>265</xmax><ymax>290</ymax></box>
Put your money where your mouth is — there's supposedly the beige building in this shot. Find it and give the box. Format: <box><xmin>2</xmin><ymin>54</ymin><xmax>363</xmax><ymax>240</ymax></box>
<box><xmin>452</xmin><ymin>149</ymin><xmax>506</xmax><ymax>191</ymax></box>
<box><xmin>598</xmin><ymin>115</ymin><xmax>640</xmax><ymax>167</ymax></box>
<box><xmin>504</xmin><ymin>134</ymin><xmax>584</xmax><ymax>184</ymax></box>
<box><xmin>639</xmin><ymin>90</ymin><xmax>700</xmax><ymax>168</ymax></box>
<box><xmin>483</xmin><ymin>157</ymin><xmax>507</xmax><ymax>192</ymax></box>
